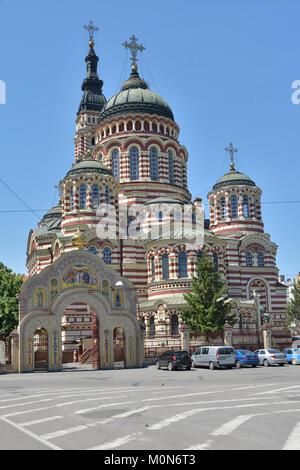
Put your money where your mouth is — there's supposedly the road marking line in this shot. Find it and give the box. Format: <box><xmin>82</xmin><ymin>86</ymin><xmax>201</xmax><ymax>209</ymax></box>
<box><xmin>255</xmin><ymin>385</ymin><xmax>300</xmax><ymax>395</ymax></box>
<box><xmin>233</xmin><ymin>383</ymin><xmax>281</xmax><ymax>391</ymax></box>
<box><xmin>142</xmin><ymin>391</ymin><xmax>223</xmax><ymax>402</ymax></box>
<box><xmin>75</xmin><ymin>401</ymin><xmax>134</xmax><ymax>415</ymax></box>
<box><xmin>0</xmin><ymin>416</ymin><xmax>62</xmax><ymax>450</ymax></box>
<box><xmin>96</xmin><ymin>406</ymin><xmax>151</xmax><ymax>425</ymax></box>
<box><xmin>0</xmin><ymin>399</ymin><xmax>52</xmax><ymax>410</ymax></box>
<box><xmin>2</xmin><ymin>406</ymin><xmax>52</xmax><ymax>418</ymax></box>
<box><xmin>211</xmin><ymin>415</ymin><xmax>253</xmax><ymax>436</ymax></box>
<box><xmin>88</xmin><ymin>432</ymin><xmax>143</xmax><ymax>450</ymax></box>
<box><xmin>186</xmin><ymin>440</ymin><xmax>213</xmax><ymax>450</ymax></box>
<box><xmin>41</xmin><ymin>426</ymin><xmax>88</xmax><ymax>440</ymax></box>
<box><xmin>55</xmin><ymin>394</ymin><xmax>127</xmax><ymax>407</ymax></box>
<box><xmin>282</xmin><ymin>422</ymin><xmax>300</xmax><ymax>450</ymax></box>
<box><xmin>18</xmin><ymin>416</ymin><xmax>63</xmax><ymax>427</ymax></box>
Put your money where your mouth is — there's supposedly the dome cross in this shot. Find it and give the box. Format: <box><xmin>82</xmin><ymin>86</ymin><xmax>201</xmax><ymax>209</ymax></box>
<box><xmin>225</xmin><ymin>142</ymin><xmax>238</xmax><ymax>170</ymax></box>
<box><xmin>84</xmin><ymin>21</ymin><xmax>99</xmax><ymax>46</ymax></box>
<box><xmin>122</xmin><ymin>35</ymin><xmax>145</xmax><ymax>69</ymax></box>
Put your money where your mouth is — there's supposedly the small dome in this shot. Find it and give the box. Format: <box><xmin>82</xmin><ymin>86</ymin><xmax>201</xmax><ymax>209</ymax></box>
<box><xmin>41</xmin><ymin>204</ymin><xmax>62</xmax><ymax>222</ymax></box>
<box><xmin>212</xmin><ymin>169</ymin><xmax>256</xmax><ymax>191</ymax></box>
<box><xmin>100</xmin><ymin>69</ymin><xmax>174</xmax><ymax>122</ymax></box>
<box><xmin>64</xmin><ymin>159</ymin><xmax>113</xmax><ymax>179</ymax></box>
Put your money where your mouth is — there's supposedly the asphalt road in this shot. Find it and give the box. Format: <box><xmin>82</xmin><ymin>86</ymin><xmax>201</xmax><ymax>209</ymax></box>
<box><xmin>0</xmin><ymin>363</ymin><xmax>300</xmax><ymax>450</ymax></box>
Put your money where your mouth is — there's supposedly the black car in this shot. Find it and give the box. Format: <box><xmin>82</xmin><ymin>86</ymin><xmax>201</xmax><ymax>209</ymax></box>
<box><xmin>156</xmin><ymin>350</ymin><xmax>192</xmax><ymax>371</ymax></box>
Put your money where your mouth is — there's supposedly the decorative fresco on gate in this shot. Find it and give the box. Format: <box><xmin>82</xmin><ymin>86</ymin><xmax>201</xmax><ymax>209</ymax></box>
<box><xmin>34</xmin><ymin>288</ymin><xmax>47</xmax><ymax>308</ymax></box>
<box><xmin>62</xmin><ymin>265</ymin><xmax>97</xmax><ymax>290</ymax></box>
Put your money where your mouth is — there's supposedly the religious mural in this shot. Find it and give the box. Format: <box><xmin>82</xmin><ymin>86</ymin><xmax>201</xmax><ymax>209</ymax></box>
<box><xmin>50</xmin><ymin>279</ymin><xmax>58</xmax><ymax>301</ymax></box>
<box><xmin>34</xmin><ymin>288</ymin><xmax>47</xmax><ymax>308</ymax></box>
<box><xmin>62</xmin><ymin>265</ymin><xmax>97</xmax><ymax>290</ymax></box>
<box><xmin>112</xmin><ymin>289</ymin><xmax>124</xmax><ymax>308</ymax></box>
<box><xmin>101</xmin><ymin>280</ymin><xmax>109</xmax><ymax>299</ymax></box>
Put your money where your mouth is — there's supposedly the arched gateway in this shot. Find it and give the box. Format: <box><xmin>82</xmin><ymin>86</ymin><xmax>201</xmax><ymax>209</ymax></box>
<box><xmin>16</xmin><ymin>251</ymin><xmax>144</xmax><ymax>372</ymax></box>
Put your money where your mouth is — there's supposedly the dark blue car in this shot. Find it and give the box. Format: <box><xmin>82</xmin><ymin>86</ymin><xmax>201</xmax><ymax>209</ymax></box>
<box><xmin>234</xmin><ymin>350</ymin><xmax>260</xmax><ymax>368</ymax></box>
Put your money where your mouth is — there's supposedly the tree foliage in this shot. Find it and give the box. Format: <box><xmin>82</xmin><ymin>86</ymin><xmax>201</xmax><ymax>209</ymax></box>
<box><xmin>287</xmin><ymin>279</ymin><xmax>300</xmax><ymax>327</ymax></box>
<box><xmin>0</xmin><ymin>262</ymin><xmax>23</xmax><ymax>337</ymax></box>
<box><xmin>182</xmin><ymin>251</ymin><xmax>236</xmax><ymax>335</ymax></box>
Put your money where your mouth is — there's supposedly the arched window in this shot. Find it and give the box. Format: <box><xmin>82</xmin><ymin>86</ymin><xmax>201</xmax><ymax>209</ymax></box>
<box><xmin>88</xmin><ymin>245</ymin><xmax>97</xmax><ymax>254</ymax></box>
<box><xmin>97</xmin><ymin>152</ymin><xmax>103</xmax><ymax>164</ymax></box>
<box><xmin>92</xmin><ymin>184</ymin><xmax>100</xmax><ymax>209</ymax></box>
<box><xmin>162</xmin><ymin>253</ymin><xmax>169</xmax><ymax>280</ymax></box>
<box><xmin>70</xmin><ymin>187</ymin><xmax>74</xmax><ymax>211</ymax></box>
<box><xmin>168</xmin><ymin>151</ymin><xmax>174</xmax><ymax>184</ymax></box>
<box><xmin>230</xmin><ymin>195</ymin><xmax>238</xmax><ymax>218</ymax></box>
<box><xmin>79</xmin><ymin>184</ymin><xmax>87</xmax><ymax>209</ymax></box>
<box><xmin>130</xmin><ymin>147</ymin><xmax>139</xmax><ymax>180</ymax></box>
<box><xmin>150</xmin><ymin>147</ymin><xmax>159</xmax><ymax>181</ymax></box>
<box><xmin>178</xmin><ymin>251</ymin><xmax>187</xmax><ymax>278</ymax></box>
<box><xmin>151</xmin><ymin>257</ymin><xmax>155</xmax><ymax>282</ymax></box>
<box><xmin>149</xmin><ymin>316</ymin><xmax>156</xmax><ymax>336</ymax></box>
<box><xmin>243</xmin><ymin>195</ymin><xmax>250</xmax><ymax>218</ymax></box>
<box><xmin>171</xmin><ymin>315</ymin><xmax>179</xmax><ymax>334</ymax></box>
<box><xmin>220</xmin><ymin>197</ymin><xmax>226</xmax><ymax>220</ymax></box>
<box><xmin>246</xmin><ymin>251</ymin><xmax>253</xmax><ymax>267</ymax></box>
<box><xmin>157</xmin><ymin>211</ymin><xmax>163</xmax><ymax>221</ymax></box>
<box><xmin>112</xmin><ymin>149</ymin><xmax>119</xmax><ymax>179</ymax></box>
<box><xmin>258</xmin><ymin>252</ymin><xmax>265</xmax><ymax>267</ymax></box>
<box><xmin>103</xmin><ymin>247</ymin><xmax>112</xmax><ymax>264</ymax></box>
<box><xmin>105</xmin><ymin>186</ymin><xmax>110</xmax><ymax>205</ymax></box>
<box><xmin>213</xmin><ymin>252</ymin><xmax>218</xmax><ymax>272</ymax></box>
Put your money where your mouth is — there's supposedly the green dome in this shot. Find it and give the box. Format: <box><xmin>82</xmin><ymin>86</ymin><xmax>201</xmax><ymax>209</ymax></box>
<box><xmin>41</xmin><ymin>204</ymin><xmax>62</xmax><ymax>222</ymax></box>
<box><xmin>100</xmin><ymin>69</ymin><xmax>174</xmax><ymax>122</ymax></box>
<box><xmin>64</xmin><ymin>159</ymin><xmax>112</xmax><ymax>179</ymax></box>
<box><xmin>212</xmin><ymin>169</ymin><xmax>256</xmax><ymax>191</ymax></box>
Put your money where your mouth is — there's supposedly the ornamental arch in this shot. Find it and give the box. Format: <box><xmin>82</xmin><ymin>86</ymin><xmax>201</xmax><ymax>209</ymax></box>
<box><xmin>17</xmin><ymin>251</ymin><xmax>144</xmax><ymax>373</ymax></box>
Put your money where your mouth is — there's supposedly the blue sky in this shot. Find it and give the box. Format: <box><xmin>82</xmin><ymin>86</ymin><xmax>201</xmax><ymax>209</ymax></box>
<box><xmin>0</xmin><ymin>0</ymin><xmax>300</xmax><ymax>278</ymax></box>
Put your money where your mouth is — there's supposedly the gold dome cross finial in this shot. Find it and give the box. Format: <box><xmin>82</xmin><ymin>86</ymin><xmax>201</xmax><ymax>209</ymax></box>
<box><xmin>225</xmin><ymin>142</ymin><xmax>238</xmax><ymax>170</ymax></box>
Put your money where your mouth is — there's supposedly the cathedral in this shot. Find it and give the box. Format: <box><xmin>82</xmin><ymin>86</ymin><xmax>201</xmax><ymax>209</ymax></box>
<box><xmin>16</xmin><ymin>26</ymin><xmax>290</xmax><ymax>372</ymax></box>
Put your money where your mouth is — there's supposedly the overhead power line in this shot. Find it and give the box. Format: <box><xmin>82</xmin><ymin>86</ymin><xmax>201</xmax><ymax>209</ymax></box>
<box><xmin>0</xmin><ymin>176</ymin><xmax>41</xmax><ymax>220</ymax></box>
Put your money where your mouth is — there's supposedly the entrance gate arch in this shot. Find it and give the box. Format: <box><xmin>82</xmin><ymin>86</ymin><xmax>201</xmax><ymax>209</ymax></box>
<box><xmin>17</xmin><ymin>251</ymin><xmax>144</xmax><ymax>372</ymax></box>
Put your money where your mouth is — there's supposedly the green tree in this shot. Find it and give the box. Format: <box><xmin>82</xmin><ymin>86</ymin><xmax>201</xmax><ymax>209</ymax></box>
<box><xmin>286</xmin><ymin>279</ymin><xmax>300</xmax><ymax>327</ymax></box>
<box><xmin>182</xmin><ymin>251</ymin><xmax>236</xmax><ymax>340</ymax></box>
<box><xmin>0</xmin><ymin>262</ymin><xmax>23</xmax><ymax>337</ymax></box>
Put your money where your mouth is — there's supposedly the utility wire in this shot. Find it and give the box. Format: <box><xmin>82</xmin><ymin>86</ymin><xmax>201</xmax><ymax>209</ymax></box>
<box><xmin>0</xmin><ymin>177</ymin><xmax>41</xmax><ymax>220</ymax></box>
<box><xmin>140</xmin><ymin>55</ymin><xmax>161</xmax><ymax>95</ymax></box>
<box><xmin>0</xmin><ymin>200</ymin><xmax>300</xmax><ymax>213</ymax></box>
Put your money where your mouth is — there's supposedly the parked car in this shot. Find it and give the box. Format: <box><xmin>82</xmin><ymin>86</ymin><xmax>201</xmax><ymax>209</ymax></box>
<box><xmin>156</xmin><ymin>350</ymin><xmax>192</xmax><ymax>371</ymax></box>
<box><xmin>253</xmin><ymin>349</ymin><xmax>287</xmax><ymax>367</ymax></box>
<box><xmin>234</xmin><ymin>350</ymin><xmax>260</xmax><ymax>368</ymax></box>
<box><xmin>281</xmin><ymin>348</ymin><xmax>300</xmax><ymax>365</ymax></box>
<box><xmin>191</xmin><ymin>346</ymin><xmax>236</xmax><ymax>370</ymax></box>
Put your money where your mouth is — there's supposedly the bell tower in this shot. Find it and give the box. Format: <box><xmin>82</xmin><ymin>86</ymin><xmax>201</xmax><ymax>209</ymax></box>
<box><xmin>74</xmin><ymin>21</ymin><xmax>106</xmax><ymax>162</ymax></box>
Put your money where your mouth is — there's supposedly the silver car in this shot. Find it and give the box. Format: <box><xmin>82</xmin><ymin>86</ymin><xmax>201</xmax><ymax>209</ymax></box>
<box><xmin>253</xmin><ymin>349</ymin><xmax>287</xmax><ymax>367</ymax></box>
<box><xmin>191</xmin><ymin>346</ymin><xmax>236</xmax><ymax>370</ymax></box>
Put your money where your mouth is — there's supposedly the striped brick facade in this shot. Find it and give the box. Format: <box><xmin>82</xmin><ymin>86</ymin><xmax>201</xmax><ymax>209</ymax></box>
<box><xmin>25</xmin><ymin>44</ymin><xmax>291</xmax><ymax>356</ymax></box>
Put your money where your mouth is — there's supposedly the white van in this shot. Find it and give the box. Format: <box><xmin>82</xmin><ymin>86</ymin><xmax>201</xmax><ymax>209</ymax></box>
<box><xmin>191</xmin><ymin>346</ymin><xmax>236</xmax><ymax>370</ymax></box>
